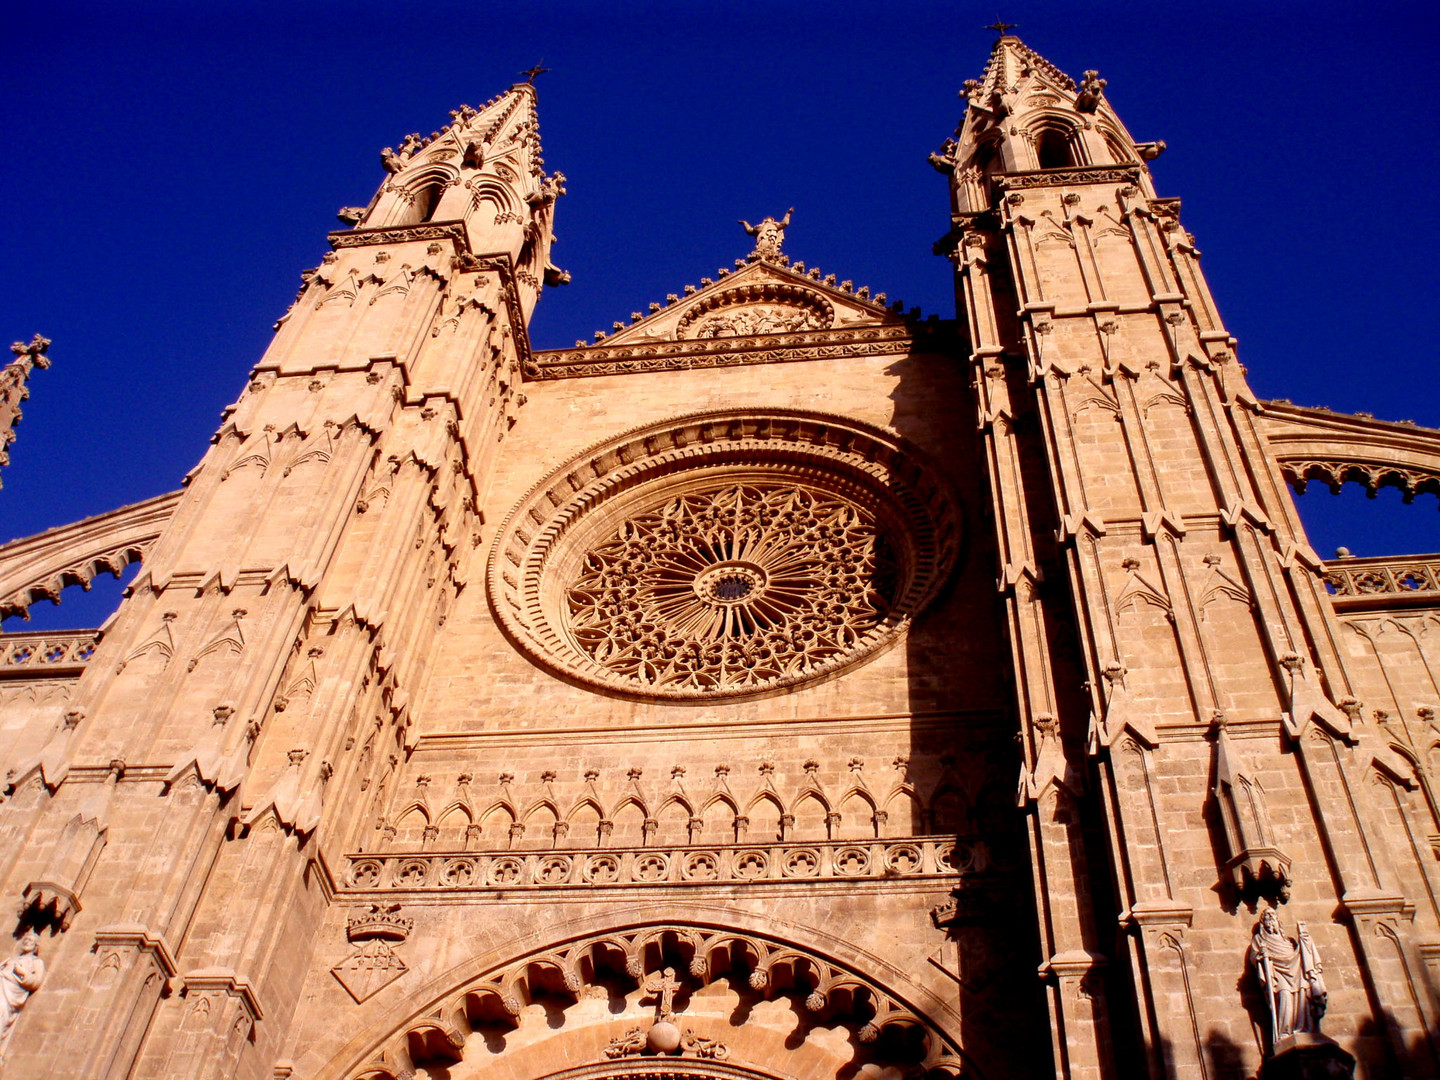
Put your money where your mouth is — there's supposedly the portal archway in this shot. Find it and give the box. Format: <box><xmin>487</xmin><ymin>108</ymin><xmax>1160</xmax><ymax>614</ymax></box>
<box><xmin>337</xmin><ymin>921</ymin><xmax>973</xmax><ymax>1080</ymax></box>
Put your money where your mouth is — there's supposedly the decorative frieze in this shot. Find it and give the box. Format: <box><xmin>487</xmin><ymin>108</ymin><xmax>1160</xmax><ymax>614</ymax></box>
<box><xmin>327</xmin><ymin>222</ymin><xmax>469</xmax><ymax>252</ymax></box>
<box><xmin>995</xmin><ymin>165</ymin><xmax>1141</xmax><ymax>190</ymax></box>
<box><xmin>527</xmin><ymin>323</ymin><xmax>948</xmax><ymax>380</ymax></box>
<box><xmin>343</xmin><ymin>836</ymin><xmax>982</xmax><ymax>892</ymax></box>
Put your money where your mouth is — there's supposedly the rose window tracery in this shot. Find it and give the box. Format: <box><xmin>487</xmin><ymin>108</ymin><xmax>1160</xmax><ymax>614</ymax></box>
<box><xmin>488</xmin><ymin>410</ymin><xmax>961</xmax><ymax>701</ymax></box>
<box><xmin>565</xmin><ymin>483</ymin><xmax>899</xmax><ymax>693</ymax></box>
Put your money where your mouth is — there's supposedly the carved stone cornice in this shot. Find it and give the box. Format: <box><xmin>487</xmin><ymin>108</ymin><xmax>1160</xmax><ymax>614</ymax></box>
<box><xmin>182</xmin><ymin>966</ymin><xmax>265</xmax><ymax>1023</ymax></box>
<box><xmin>996</xmin><ymin>165</ymin><xmax>1142</xmax><ymax>190</ymax></box>
<box><xmin>91</xmin><ymin>923</ymin><xmax>179</xmax><ymax>979</ymax></box>
<box><xmin>0</xmin><ymin>630</ymin><xmax>101</xmax><ymax>680</ymax></box>
<box><xmin>526</xmin><ymin>322</ymin><xmax>954</xmax><ymax>381</ymax></box>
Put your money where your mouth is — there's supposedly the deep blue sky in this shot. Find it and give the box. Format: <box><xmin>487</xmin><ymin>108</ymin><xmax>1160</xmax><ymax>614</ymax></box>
<box><xmin>4</xmin><ymin>1</ymin><xmax>1438</xmax><ymax>629</ymax></box>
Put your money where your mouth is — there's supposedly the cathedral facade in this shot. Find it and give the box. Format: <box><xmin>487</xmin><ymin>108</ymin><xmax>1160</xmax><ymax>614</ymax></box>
<box><xmin>2</xmin><ymin>34</ymin><xmax>1439</xmax><ymax>1080</ymax></box>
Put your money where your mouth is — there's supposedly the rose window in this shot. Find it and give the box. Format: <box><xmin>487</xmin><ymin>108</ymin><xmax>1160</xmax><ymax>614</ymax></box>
<box><xmin>565</xmin><ymin>483</ymin><xmax>899</xmax><ymax>693</ymax></box>
<box><xmin>488</xmin><ymin>410</ymin><xmax>961</xmax><ymax>701</ymax></box>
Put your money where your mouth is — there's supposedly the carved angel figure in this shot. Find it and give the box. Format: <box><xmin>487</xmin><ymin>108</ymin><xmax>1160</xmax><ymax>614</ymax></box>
<box><xmin>0</xmin><ymin>931</ymin><xmax>45</xmax><ymax>1064</ymax></box>
<box><xmin>739</xmin><ymin>208</ymin><xmax>794</xmax><ymax>258</ymax></box>
<box><xmin>1249</xmin><ymin>909</ymin><xmax>1327</xmax><ymax>1046</ymax></box>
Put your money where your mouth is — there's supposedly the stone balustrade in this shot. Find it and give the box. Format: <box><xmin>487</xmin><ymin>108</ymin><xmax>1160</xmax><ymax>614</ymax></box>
<box><xmin>1322</xmin><ymin>554</ymin><xmax>1440</xmax><ymax>609</ymax></box>
<box><xmin>343</xmin><ymin>835</ymin><xmax>982</xmax><ymax>892</ymax></box>
<box><xmin>0</xmin><ymin>629</ymin><xmax>100</xmax><ymax>677</ymax></box>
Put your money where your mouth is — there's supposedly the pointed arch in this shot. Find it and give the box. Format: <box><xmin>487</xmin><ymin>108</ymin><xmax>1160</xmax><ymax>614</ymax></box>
<box><xmin>928</xmin><ymin>784</ymin><xmax>966</xmax><ymax>835</ymax></box>
<box><xmin>518</xmin><ymin>800</ymin><xmax>560</xmax><ymax>850</ymax></box>
<box><xmin>700</xmin><ymin>792</ymin><xmax>740</xmax><ymax>844</ymax></box>
<box><xmin>836</xmin><ymin>787</ymin><xmax>879</xmax><ymax>840</ymax></box>
<box><xmin>883</xmin><ymin>785</ymin><xmax>925</xmax><ymax>836</ymax></box>
<box><xmin>653</xmin><ymin>794</ymin><xmax>694</xmax><ymax>846</ymax></box>
<box><xmin>744</xmin><ymin>791</ymin><xmax>785</xmax><ymax>842</ymax></box>
<box><xmin>320</xmin><ymin>916</ymin><xmax>975</xmax><ymax>1080</ymax></box>
<box><xmin>608</xmin><ymin>797</ymin><xmax>647</xmax><ymax>847</ymax></box>
<box><xmin>563</xmin><ymin>798</ymin><xmax>604</xmax><ymax>848</ymax></box>
<box><xmin>434</xmin><ymin>804</ymin><xmax>473</xmax><ymax>850</ymax></box>
<box><xmin>789</xmin><ymin>790</ymin><xmax>831</xmax><ymax>841</ymax></box>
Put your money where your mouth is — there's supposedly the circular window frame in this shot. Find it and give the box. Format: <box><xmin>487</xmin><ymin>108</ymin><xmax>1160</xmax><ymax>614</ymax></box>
<box><xmin>487</xmin><ymin>410</ymin><xmax>961</xmax><ymax>702</ymax></box>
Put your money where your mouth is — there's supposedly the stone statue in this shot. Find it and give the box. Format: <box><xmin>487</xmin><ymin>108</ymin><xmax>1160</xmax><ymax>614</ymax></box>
<box><xmin>739</xmin><ymin>208</ymin><xmax>794</xmax><ymax>258</ymax></box>
<box><xmin>0</xmin><ymin>931</ymin><xmax>46</xmax><ymax>1065</ymax></box>
<box><xmin>1249</xmin><ymin>909</ymin><xmax>1327</xmax><ymax>1046</ymax></box>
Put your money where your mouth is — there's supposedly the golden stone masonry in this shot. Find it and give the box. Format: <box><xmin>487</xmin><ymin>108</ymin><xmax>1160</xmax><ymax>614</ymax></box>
<box><xmin>2</xmin><ymin>34</ymin><xmax>1439</xmax><ymax>1080</ymax></box>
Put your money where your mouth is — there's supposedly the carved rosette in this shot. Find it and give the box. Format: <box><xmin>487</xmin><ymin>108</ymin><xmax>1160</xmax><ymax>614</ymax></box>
<box><xmin>488</xmin><ymin>411</ymin><xmax>960</xmax><ymax>701</ymax></box>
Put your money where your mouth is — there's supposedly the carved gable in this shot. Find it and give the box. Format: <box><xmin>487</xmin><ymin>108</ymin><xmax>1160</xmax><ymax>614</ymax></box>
<box><xmin>590</xmin><ymin>256</ymin><xmax>908</xmax><ymax>348</ymax></box>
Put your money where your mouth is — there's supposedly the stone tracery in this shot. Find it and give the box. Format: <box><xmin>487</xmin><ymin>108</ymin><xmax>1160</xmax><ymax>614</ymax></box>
<box><xmin>565</xmin><ymin>483</ymin><xmax>897</xmax><ymax>694</ymax></box>
<box><xmin>488</xmin><ymin>411</ymin><xmax>961</xmax><ymax>701</ymax></box>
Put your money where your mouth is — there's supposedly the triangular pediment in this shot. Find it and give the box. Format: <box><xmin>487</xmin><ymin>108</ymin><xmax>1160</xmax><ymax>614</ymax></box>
<box><xmin>586</xmin><ymin>253</ymin><xmax>909</xmax><ymax>349</ymax></box>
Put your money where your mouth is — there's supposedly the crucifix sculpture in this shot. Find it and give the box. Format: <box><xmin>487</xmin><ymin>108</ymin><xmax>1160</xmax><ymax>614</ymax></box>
<box><xmin>643</xmin><ymin>966</ymin><xmax>682</xmax><ymax>1022</ymax></box>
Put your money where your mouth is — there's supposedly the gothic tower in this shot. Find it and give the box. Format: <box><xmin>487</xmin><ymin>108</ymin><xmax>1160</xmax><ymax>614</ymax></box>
<box><xmin>2</xmin><ymin>35</ymin><xmax>1440</xmax><ymax>1080</ymax></box>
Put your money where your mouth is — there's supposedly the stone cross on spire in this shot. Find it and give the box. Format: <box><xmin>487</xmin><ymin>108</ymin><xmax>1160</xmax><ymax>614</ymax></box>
<box><xmin>739</xmin><ymin>208</ymin><xmax>794</xmax><ymax>260</ymax></box>
<box><xmin>1</xmin><ymin>334</ymin><xmax>51</xmax><ymax>489</ymax></box>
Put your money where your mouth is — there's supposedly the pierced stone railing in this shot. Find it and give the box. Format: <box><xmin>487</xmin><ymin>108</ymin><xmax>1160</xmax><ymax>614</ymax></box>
<box><xmin>1322</xmin><ymin>555</ymin><xmax>1440</xmax><ymax>610</ymax></box>
<box><xmin>341</xmin><ymin>835</ymin><xmax>982</xmax><ymax>892</ymax></box>
<box><xmin>0</xmin><ymin>630</ymin><xmax>101</xmax><ymax>677</ymax></box>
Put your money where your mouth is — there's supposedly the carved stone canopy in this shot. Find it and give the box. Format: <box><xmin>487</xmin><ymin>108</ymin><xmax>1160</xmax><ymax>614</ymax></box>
<box><xmin>488</xmin><ymin>411</ymin><xmax>961</xmax><ymax>701</ymax></box>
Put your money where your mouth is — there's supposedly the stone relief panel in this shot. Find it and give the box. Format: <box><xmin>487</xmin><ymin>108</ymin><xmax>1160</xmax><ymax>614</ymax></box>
<box><xmin>487</xmin><ymin>411</ymin><xmax>961</xmax><ymax>701</ymax></box>
<box><xmin>675</xmin><ymin>282</ymin><xmax>832</xmax><ymax>341</ymax></box>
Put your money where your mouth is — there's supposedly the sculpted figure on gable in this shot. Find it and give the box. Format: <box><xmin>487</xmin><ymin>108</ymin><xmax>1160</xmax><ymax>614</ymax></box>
<box><xmin>739</xmin><ymin>207</ymin><xmax>794</xmax><ymax>258</ymax></box>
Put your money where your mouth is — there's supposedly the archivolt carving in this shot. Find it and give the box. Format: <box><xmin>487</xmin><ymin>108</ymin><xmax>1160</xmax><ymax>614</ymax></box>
<box><xmin>0</xmin><ymin>490</ymin><xmax>180</xmax><ymax>621</ymax></box>
<box><xmin>342</xmin><ymin>923</ymin><xmax>968</xmax><ymax>1080</ymax></box>
<box><xmin>487</xmin><ymin>411</ymin><xmax>961</xmax><ymax>701</ymax></box>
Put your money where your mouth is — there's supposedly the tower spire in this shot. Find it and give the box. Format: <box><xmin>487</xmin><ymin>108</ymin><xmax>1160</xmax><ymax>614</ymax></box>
<box><xmin>934</xmin><ymin>34</ymin><xmax>1164</xmax><ymax>217</ymax></box>
<box><xmin>0</xmin><ymin>334</ymin><xmax>51</xmax><ymax>489</ymax></box>
<box><xmin>353</xmin><ymin>80</ymin><xmax>566</xmax><ymax>318</ymax></box>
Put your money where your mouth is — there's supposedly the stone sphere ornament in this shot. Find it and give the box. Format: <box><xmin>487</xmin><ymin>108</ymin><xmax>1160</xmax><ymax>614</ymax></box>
<box><xmin>647</xmin><ymin>1020</ymin><xmax>682</xmax><ymax>1053</ymax></box>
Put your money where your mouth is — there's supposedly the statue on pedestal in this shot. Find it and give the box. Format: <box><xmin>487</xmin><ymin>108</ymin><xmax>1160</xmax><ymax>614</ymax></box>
<box><xmin>1250</xmin><ymin>909</ymin><xmax>1327</xmax><ymax>1043</ymax></box>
